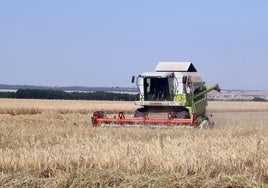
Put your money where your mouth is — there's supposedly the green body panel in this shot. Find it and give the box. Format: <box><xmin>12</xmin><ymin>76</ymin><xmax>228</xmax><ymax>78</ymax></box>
<box><xmin>186</xmin><ymin>106</ymin><xmax>193</xmax><ymax>116</ymax></box>
<box><xmin>174</xmin><ymin>92</ymin><xmax>206</xmax><ymax>116</ymax></box>
<box><xmin>193</xmin><ymin>97</ymin><xmax>207</xmax><ymax>116</ymax></box>
<box><xmin>182</xmin><ymin>84</ymin><xmax>220</xmax><ymax>117</ymax></box>
<box><xmin>191</xmin><ymin>84</ymin><xmax>220</xmax><ymax>115</ymax></box>
<box><xmin>175</xmin><ymin>94</ymin><xmax>186</xmax><ymax>104</ymax></box>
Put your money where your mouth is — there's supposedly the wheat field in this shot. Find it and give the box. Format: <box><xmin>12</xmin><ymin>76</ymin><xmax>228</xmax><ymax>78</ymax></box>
<box><xmin>0</xmin><ymin>99</ymin><xmax>267</xmax><ymax>187</ymax></box>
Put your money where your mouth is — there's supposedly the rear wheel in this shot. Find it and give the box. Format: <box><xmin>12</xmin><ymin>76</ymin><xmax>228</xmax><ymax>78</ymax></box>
<box><xmin>198</xmin><ymin>115</ymin><xmax>214</xmax><ymax>129</ymax></box>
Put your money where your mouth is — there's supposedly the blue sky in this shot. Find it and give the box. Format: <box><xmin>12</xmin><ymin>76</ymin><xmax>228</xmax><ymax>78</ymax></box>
<box><xmin>1</xmin><ymin>1</ymin><xmax>268</xmax><ymax>90</ymax></box>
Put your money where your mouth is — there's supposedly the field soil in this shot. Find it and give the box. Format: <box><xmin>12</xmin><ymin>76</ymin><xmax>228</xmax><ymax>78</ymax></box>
<box><xmin>0</xmin><ymin>99</ymin><xmax>268</xmax><ymax>187</ymax></box>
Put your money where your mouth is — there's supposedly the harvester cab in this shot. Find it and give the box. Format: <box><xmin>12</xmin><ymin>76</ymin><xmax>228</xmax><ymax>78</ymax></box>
<box><xmin>92</xmin><ymin>62</ymin><xmax>220</xmax><ymax>128</ymax></box>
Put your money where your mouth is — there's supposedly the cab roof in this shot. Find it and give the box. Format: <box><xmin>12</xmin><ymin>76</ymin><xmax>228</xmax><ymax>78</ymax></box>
<box><xmin>156</xmin><ymin>62</ymin><xmax>197</xmax><ymax>72</ymax></box>
<box><xmin>141</xmin><ymin>72</ymin><xmax>173</xmax><ymax>78</ymax></box>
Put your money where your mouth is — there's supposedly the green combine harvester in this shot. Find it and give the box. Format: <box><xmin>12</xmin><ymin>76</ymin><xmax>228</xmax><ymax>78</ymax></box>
<box><xmin>92</xmin><ymin>62</ymin><xmax>220</xmax><ymax>128</ymax></box>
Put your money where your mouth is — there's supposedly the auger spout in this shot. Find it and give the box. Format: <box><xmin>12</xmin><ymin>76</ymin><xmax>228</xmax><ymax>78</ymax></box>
<box><xmin>194</xmin><ymin>83</ymin><xmax>221</xmax><ymax>99</ymax></box>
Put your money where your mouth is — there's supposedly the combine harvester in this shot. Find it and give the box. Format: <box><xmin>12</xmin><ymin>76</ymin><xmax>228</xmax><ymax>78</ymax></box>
<box><xmin>92</xmin><ymin>62</ymin><xmax>220</xmax><ymax>128</ymax></box>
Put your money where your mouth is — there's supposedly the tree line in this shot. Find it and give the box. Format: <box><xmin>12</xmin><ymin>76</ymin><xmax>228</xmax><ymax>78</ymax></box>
<box><xmin>0</xmin><ymin>89</ymin><xmax>266</xmax><ymax>102</ymax></box>
<box><xmin>0</xmin><ymin>89</ymin><xmax>138</xmax><ymax>101</ymax></box>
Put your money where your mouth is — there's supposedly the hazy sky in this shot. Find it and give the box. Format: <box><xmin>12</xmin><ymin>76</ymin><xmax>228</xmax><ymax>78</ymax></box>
<box><xmin>1</xmin><ymin>1</ymin><xmax>268</xmax><ymax>90</ymax></box>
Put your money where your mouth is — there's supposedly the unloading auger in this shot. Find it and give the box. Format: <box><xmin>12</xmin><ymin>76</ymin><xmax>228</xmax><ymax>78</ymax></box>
<box><xmin>91</xmin><ymin>62</ymin><xmax>220</xmax><ymax>128</ymax></box>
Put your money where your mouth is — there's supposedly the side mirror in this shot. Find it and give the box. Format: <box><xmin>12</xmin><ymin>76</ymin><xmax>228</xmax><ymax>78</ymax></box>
<box><xmin>131</xmin><ymin>76</ymin><xmax>135</xmax><ymax>83</ymax></box>
<box><xmin>182</xmin><ymin>76</ymin><xmax>187</xmax><ymax>84</ymax></box>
